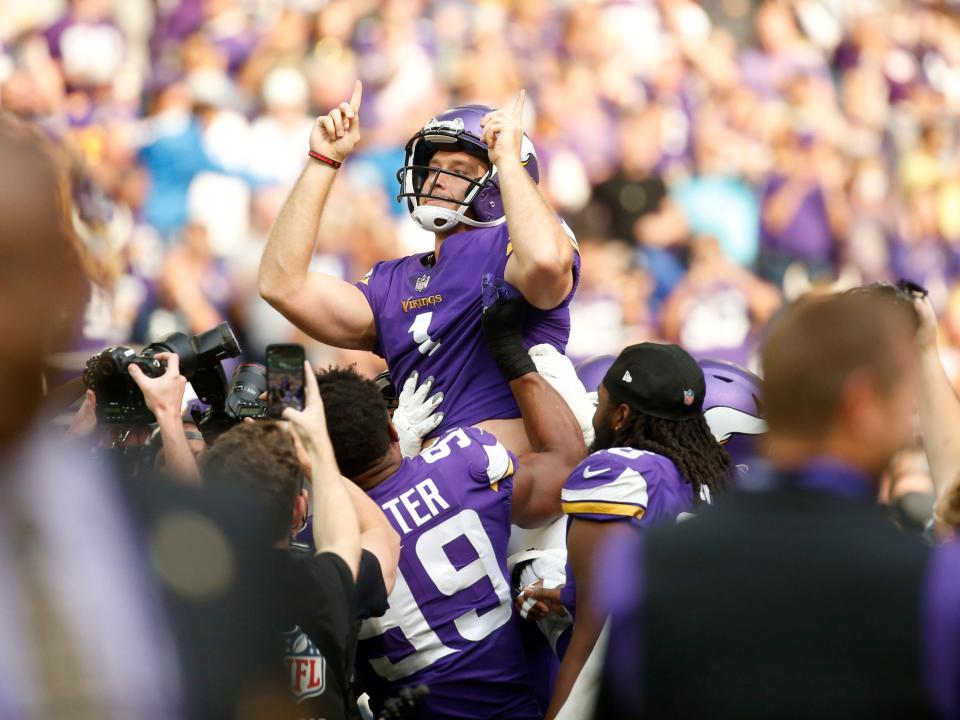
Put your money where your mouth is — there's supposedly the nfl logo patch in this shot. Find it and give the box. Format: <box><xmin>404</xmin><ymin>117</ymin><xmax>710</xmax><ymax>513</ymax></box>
<box><xmin>283</xmin><ymin>627</ymin><xmax>327</xmax><ymax>701</ymax></box>
<box><xmin>415</xmin><ymin>274</ymin><xmax>430</xmax><ymax>293</ymax></box>
<box><xmin>683</xmin><ymin>389</ymin><xmax>695</xmax><ymax>406</ymax></box>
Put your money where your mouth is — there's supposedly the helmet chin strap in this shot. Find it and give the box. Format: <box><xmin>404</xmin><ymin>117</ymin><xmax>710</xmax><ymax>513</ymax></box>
<box><xmin>411</xmin><ymin>204</ymin><xmax>506</xmax><ymax>233</ymax></box>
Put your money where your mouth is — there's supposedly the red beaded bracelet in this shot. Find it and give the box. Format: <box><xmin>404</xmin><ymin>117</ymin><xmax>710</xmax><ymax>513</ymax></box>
<box><xmin>308</xmin><ymin>150</ymin><xmax>342</xmax><ymax>169</ymax></box>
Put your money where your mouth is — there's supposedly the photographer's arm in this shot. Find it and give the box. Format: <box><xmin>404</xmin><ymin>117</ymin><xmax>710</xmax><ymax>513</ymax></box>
<box><xmin>285</xmin><ymin>362</ymin><xmax>362</xmax><ymax>579</ymax></box>
<box><xmin>344</xmin><ymin>479</ymin><xmax>400</xmax><ymax>594</ymax></box>
<box><xmin>128</xmin><ymin>353</ymin><xmax>200</xmax><ymax>484</ymax></box>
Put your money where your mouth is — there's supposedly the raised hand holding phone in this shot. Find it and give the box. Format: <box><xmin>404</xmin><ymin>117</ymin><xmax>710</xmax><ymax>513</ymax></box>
<box><xmin>282</xmin><ymin>361</ymin><xmax>361</xmax><ymax>577</ymax></box>
<box><xmin>266</xmin><ymin>343</ymin><xmax>306</xmax><ymax>418</ymax></box>
<box><xmin>281</xmin><ymin>361</ymin><xmax>332</xmax><ymax>463</ymax></box>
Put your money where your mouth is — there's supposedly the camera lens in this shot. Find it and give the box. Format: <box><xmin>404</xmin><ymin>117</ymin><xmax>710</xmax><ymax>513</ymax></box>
<box><xmin>225</xmin><ymin>362</ymin><xmax>267</xmax><ymax>419</ymax></box>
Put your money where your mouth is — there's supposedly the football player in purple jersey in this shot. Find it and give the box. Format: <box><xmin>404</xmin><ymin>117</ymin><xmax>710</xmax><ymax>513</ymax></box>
<box><xmin>259</xmin><ymin>83</ymin><xmax>580</xmax><ymax>457</ymax></box>
<box><xmin>307</xmin><ymin>292</ymin><xmax>584</xmax><ymax>720</ymax></box>
<box><xmin>518</xmin><ymin>344</ymin><xmax>734</xmax><ymax>719</ymax></box>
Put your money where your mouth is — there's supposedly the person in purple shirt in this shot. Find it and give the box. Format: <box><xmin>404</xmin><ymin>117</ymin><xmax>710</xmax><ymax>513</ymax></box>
<box><xmin>259</xmin><ymin>83</ymin><xmax>580</xmax><ymax>457</ymax></box>
<box><xmin>312</xmin><ymin>291</ymin><xmax>585</xmax><ymax>719</ymax></box>
<box><xmin>517</xmin><ymin>343</ymin><xmax>733</xmax><ymax>719</ymax></box>
<box><xmin>757</xmin><ymin>134</ymin><xmax>851</xmax><ymax>285</ymax></box>
<box><xmin>594</xmin><ymin>291</ymin><xmax>959</xmax><ymax>720</ymax></box>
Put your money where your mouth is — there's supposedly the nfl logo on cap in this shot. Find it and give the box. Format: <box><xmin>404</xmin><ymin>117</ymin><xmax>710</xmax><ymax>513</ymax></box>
<box><xmin>683</xmin><ymin>389</ymin><xmax>695</xmax><ymax>406</ymax></box>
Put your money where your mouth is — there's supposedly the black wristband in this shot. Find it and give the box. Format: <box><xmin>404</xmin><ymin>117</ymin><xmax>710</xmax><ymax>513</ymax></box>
<box><xmin>487</xmin><ymin>338</ymin><xmax>536</xmax><ymax>381</ymax></box>
<box><xmin>481</xmin><ymin>297</ymin><xmax>536</xmax><ymax>381</ymax></box>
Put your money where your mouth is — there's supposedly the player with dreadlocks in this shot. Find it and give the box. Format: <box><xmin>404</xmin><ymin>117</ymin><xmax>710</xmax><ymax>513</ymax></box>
<box><xmin>517</xmin><ymin>343</ymin><xmax>733</xmax><ymax>719</ymax></box>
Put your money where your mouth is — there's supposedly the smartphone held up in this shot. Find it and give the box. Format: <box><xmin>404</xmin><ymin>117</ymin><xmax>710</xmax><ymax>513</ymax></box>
<box><xmin>266</xmin><ymin>344</ymin><xmax>306</xmax><ymax>419</ymax></box>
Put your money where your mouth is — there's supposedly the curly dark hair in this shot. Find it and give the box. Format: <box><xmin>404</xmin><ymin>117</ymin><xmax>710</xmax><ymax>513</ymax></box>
<box><xmin>610</xmin><ymin>412</ymin><xmax>733</xmax><ymax>503</ymax></box>
<box><xmin>315</xmin><ymin>366</ymin><xmax>393</xmax><ymax>478</ymax></box>
<box><xmin>201</xmin><ymin>422</ymin><xmax>302</xmax><ymax>541</ymax></box>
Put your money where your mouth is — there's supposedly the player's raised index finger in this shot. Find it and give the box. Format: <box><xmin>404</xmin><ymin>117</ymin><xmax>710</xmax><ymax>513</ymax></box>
<box><xmin>350</xmin><ymin>80</ymin><xmax>363</xmax><ymax>112</ymax></box>
<box><xmin>511</xmin><ymin>89</ymin><xmax>526</xmax><ymax>121</ymax></box>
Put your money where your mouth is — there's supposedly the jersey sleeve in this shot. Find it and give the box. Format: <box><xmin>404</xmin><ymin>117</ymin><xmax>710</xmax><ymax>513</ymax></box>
<box><xmin>460</xmin><ymin>426</ymin><xmax>517</xmax><ymax>490</ymax></box>
<box><xmin>559</xmin><ymin>220</ymin><xmax>581</xmax><ymax>308</ymax></box>
<box><xmin>561</xmin><ymin>451</ymin><xmax>650</xmax><ymax>522</ymax></box>
<box><xmin>354</xmin><ymin>262</ymin><xmax>386</xmax><ymax>357</ymax></box>
<box><xmin>421</xmin><ymin>426</ymin><xmax>517</xmax><ymax>490</ymax></box>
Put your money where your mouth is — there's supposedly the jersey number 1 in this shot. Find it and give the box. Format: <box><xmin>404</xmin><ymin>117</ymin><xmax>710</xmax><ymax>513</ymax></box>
<box><xmin>409</xmin><ymin>312</ymin><xmax>440</xmax><ymax>356</ymax></box>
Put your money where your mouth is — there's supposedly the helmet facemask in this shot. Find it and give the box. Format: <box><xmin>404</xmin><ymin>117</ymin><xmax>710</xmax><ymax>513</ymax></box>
<box><xmin>397</xmin><ymin>127</ymin><xmax>501</xmax><ymax>233</ymax></box>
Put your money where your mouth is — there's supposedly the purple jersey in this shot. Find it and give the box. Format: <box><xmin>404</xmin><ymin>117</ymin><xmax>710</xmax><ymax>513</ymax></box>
<box><xmin>356</xmin><ymin>426</ymin><xmax>542</xmax><ymax>720</ymax></box>
<box><xmin>356</xmin><ymin>223</ymin><xmax>580</xmax><ymax>436</ymax></box>
<box><xmin>556</xmin><ymin>448</ymin><xmax>694</xmax><ymax>657</ymax></box>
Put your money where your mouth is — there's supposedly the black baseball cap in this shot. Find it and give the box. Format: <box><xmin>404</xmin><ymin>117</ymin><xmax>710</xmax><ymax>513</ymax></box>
<box><xmin>602</xmin><ymin>343</ymin><xmax>705</xmax><ymax>421</ymax></box>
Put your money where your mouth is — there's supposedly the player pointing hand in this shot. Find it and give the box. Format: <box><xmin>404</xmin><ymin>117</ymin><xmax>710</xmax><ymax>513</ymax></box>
<box><xmin>479</xmin><ymin>90</ymin><xmax>526</xmax><ymax>167</ymax></box>
<box><xmin>310</xmin><ymin>80</ymin><xmax>363</xmax><ymax>163</ymax></box>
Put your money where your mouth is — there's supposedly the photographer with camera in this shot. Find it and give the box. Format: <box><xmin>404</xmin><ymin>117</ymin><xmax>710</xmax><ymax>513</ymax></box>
<box><xmin>201</xmin><ymin>362</ymin><xmax>399</xmax><ymax>719</ymax></box>
<box><xmin>128</xmin><ymin>353</ymin><xmax>200</xmax><ymax>483</ymax></box>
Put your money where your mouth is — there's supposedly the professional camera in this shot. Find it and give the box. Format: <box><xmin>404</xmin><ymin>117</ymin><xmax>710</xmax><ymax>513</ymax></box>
<box><xmin>225</xmin><ymin>363</ymin><xmax>268</xmax><ymax>420</ymax></box>
<box><xmin>187</xmin><ymin>362</ymin><xmax>269</xmax><ymax>444</ymax></box>
<box><xmin>84</xmin><ymin>322</ymin><xmax>241</xmax><ymax>425</ymax></box>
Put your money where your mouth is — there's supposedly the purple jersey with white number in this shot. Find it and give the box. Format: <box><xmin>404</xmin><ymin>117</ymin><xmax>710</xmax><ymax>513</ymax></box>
<box><xmin>555</xmin><ymin>448</ymin><xmax>694</xmax><ymax>657</ymax></box>
<box><xmin>356</xmin><ymin>223</ymin><xmax>580</xmax><ymax>436</ymax></box>
<box><xmin>356</xmin><ymin>426</ymin><xmax>542</xmax><ymax>720</ymax></box>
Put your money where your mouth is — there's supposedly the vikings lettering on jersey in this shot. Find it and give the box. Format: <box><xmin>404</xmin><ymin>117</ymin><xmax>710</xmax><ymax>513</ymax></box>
<box><xmin>356</xmin><ymin>223</ymin><xmax>580</xmax><ymax>436</ymax></box>
<box><xmin>555</xmin><ymin>448</ymin><xmax>694</xmax><ymax>658</ymax></box>
<box><xmin>356</xmin><ymin>426</ymin><xmax>542</xmax><ymax>720</ymax></box>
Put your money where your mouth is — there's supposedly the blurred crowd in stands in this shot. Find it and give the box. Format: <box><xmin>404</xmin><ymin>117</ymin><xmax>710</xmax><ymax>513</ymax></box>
<box><xmin>8</xmin><ymin>0</ymin><xmax>960</xmax><ymax>378</ymax></box>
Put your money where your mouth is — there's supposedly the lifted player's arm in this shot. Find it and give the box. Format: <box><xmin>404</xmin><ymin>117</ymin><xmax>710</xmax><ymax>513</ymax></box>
<box><xmin>481</xmin><ymin>92</ymin><xmax>576</xmax><ymax>311</ymax></box>
<box><xmin>258</xmin><ymin>81</ymin><xmax>377</xmax><ymax>351</ymax></box>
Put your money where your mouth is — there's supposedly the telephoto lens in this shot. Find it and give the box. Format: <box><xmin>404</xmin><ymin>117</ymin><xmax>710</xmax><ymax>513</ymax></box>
<box><xmin>140</xmin><ymin>322</ymin><xmax>241</xmax><ymax>377</ymax></box>
<box><xmin>225</xmin><ymin>363</ymin><xmax>268</xmax><ymax>420</ymax></box>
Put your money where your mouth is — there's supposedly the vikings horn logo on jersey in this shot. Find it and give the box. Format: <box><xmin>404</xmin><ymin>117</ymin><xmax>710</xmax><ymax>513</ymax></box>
<box><xmin>283</xmin><ymin>627</ymin><xmax>327</xmax><ymax>702</ymax></box>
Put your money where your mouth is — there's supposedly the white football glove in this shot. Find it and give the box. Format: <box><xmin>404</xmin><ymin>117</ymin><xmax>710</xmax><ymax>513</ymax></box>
<box><xmin>392</xmin><ymin>371</ymin><xmax>444</xmax><ymax>458</ymax></box>
<box><xmin>529</xmin><ymin>344</ymin><xmax>596</xmax><ymax>447</ymax></box>
<box><xmin>514</xmin><ymin>549</ymin><xmax>573</xmax><ymax>652</ymax></box>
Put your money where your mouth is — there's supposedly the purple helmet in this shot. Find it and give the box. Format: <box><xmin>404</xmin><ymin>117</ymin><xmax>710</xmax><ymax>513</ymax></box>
<box><xmin>575</xmin><ymin>354</ymin><xmax>615</xmax><ymax>406</ymax></box>
<box><xmin>397</xmin><ymin>104</ymin><xmax>539</xmax><ymax>233</ymax></box>
<box><xmin>699</xmin><ymin>359</ymin><xmax>767</xmax><ymax>469</ymax></box>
